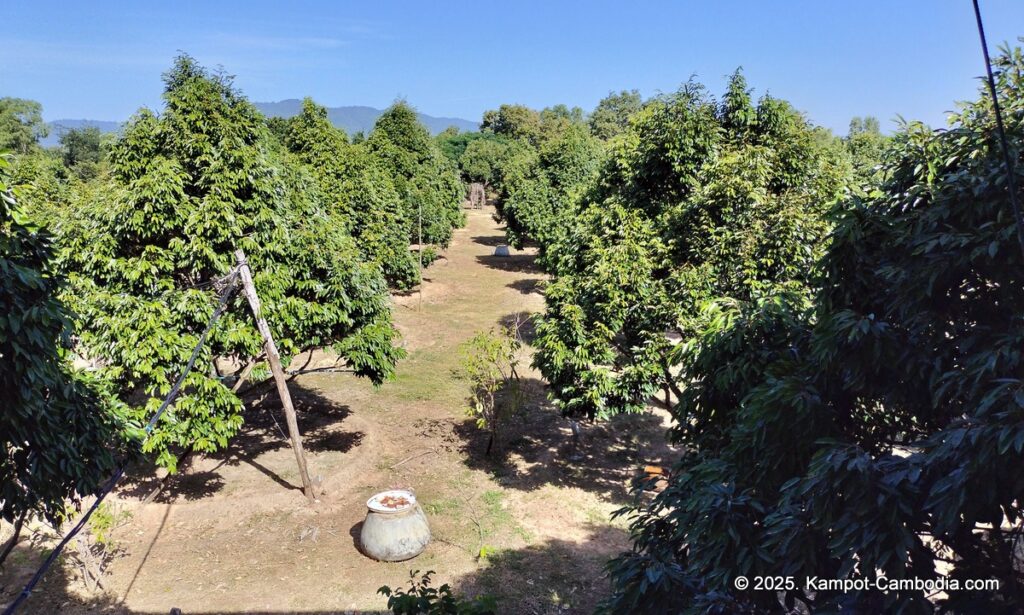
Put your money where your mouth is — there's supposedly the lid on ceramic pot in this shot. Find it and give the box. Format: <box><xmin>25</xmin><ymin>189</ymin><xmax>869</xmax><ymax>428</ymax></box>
<box><xmin>367</xmin><ymin>489</ymin><xmax>416</xmax><ymax>513</ymax></box>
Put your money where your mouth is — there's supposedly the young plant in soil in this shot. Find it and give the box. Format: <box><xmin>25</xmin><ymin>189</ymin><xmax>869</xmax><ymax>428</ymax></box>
<box><xmin>458</xmin><ymin>325</ymin><xmax>523</xmax><ymax>455</ymax></box>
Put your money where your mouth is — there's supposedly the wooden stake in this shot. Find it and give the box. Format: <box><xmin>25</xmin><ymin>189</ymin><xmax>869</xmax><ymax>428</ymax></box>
<box><xmin>234</xmin><ymin>250</ymin><xmax>316</xmax><ymax>504</ymax></box>
<box><xmin>418</xmin><ymin>197</ymin><xmax>423</xmax><ymax>311</ymax></box>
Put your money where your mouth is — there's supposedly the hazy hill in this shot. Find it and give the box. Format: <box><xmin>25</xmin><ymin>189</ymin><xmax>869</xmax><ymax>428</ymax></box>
<box><xmin>41</xmin><ymin>119</ymin><xmax>121</xmax><ymax>147</ymax></box>
<box><xmin>254</xmin><ymin>100</ymin><xmax>479</xmax><ymax>135</ymax></box>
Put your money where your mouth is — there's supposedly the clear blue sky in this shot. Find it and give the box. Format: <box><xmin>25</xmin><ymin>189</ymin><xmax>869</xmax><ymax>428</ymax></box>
<box><xmin>2</xmin><ymin>1</ymin><xmax>1022</xmax><ymax>134</ymax></box>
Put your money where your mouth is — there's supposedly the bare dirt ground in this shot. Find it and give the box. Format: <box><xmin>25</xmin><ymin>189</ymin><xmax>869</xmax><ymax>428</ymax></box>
<box><xmin>1</xmin><ymin>206</ymin><xmax>678</xmax><ymax>615</ymax></box>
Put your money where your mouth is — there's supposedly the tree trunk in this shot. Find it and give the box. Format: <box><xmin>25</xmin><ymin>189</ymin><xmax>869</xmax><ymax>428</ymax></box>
<box><xmin>567</xmin><ymin>419</ymin><xmax>583</xmax><ymax>461</ymax></box>
<box><xmin>0</xmin><ymin>509</ymin><xmax>28</xmax><ymax>568</ymax></box>
<box><xmin>143</xmin><ymin>448</ymin><xmax>195</xmax><ymax>504</ymax></box>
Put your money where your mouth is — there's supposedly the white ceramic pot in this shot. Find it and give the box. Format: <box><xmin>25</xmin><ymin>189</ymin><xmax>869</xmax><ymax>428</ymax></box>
<box><xmin>359</xmin><ymin>490</ymin><xmax>431</xmax><ymax>562</ymax></box>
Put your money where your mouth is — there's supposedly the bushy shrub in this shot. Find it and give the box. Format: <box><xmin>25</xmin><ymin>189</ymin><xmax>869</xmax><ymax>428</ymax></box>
<box><xmin>458</xmin><ymin>326</ymin><xmax>523</xmax><ymax>455</ymax></box>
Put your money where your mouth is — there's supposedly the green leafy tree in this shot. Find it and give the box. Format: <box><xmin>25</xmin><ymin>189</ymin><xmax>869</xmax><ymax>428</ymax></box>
<box><xmin>60</xmin><ymin>126</ymin><xmax>105</xmax><ymax>180</ymax></box>
<box><xmin>265</xmin><ymin>115</ymin><xmax>291</xmax><ymax>142</ymax></box>
<box><xmin>720</xmin><ymin>69</ymin><xmax>756</xmax><ymax>134</ymax></box>
<box><xmin>602</xmin><ymin>44</ymin><xmax>1024</xmax><ymax>614</ymax></box>
<box><xmin>433</xmin><ymin>125</ymin><xmax>466</xmax><ymax>161</ymax></box>
<box><xmin>845</xmin><ymin>115</ymin><xmax>890</xmax><ymax>183</ymax></box>
<box><xmin>458</xmin><ymin>136</ymin><xmax>510</xmax><ymax>188</ymax></box>
<box><xmin>437</xmin><ymin>125</ymin><xmax>460</xmax><ymax>140</ymax></box>
<box><xmin>0</xmin><ymin>98</ymin><xmax>48</xmax><ymax>154</ymax></box>
<box><xmin>591</xmin><ymin>82</ymin><xmax>721</xmax><ymax>218</ymax></box>
<box><xmin>848</xmin><ymin>115</ymin><xmax>881</xmax><ymax>135</ymax></box>
<box><xmin>512</xmin><ymin>122</ymin><xmax>600</xmax><ymax>252</ymax></box>
<box><xmin>534</xmin><ymin>78</ymin><xmax>852</xmax><ymax>422</ymax></box>
<box><xmin>589</xmin><ymin>89</ymin><xmax>642</xmax><ymax>140</ymax></box>
<box><xmin>60</xmin><ymin>55</ymin><xmax>403</xmax><ymax>471</ymax></box>
<box><xmin>481</xmin><ymin>104</ymin><xmax>542</xmax><ymax>144</ymax></box>
<box><xmin>368</xmin><ymin>101</ymin><xmax>465</xmax><ymax>247</ymax></box>
<box><xmin>540</xmin><ymin>103</ymin><xmax>585</xmax><ymax>126</ymax></box>
<box><xmin>489</xmin><ymin>110</ymin><xmax>602</xmax><ymax>258</ymax></box>
<box><xmin>434</xmin><ymin>127</ymin><xmax>478</xmax><ymax>164</ymax></box>
<box><xmin>281</xmin><ymin>98</ymin><xmax>419</xmax><ymax>289</ymax></box>
<box><xmin>0</xmin><ymin>154</ymin><xmax>130</xmax><ymax>565</ymax></box>
<box><xmin>283</xmin><ymin>96</ymin><xmax>349</xmax><ymax>151</ymax></box>
<box><xmin>5</xmin><ymin>148</ymin><xmax>70</xmax><ymax>228</ymax></box>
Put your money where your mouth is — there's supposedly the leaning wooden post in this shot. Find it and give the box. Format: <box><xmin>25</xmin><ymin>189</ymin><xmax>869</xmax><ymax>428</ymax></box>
<box><xmin>234</xmin><ymin>249</ymin><xmax>316</xmax><ymax>504</ymax></box>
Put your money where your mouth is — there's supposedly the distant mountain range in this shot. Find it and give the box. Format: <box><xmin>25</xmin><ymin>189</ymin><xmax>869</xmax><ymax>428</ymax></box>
<box><xmin>41</xmin><ymin>101</ymin><xmax>478</xmax><ymax>147</ymax></box>
<box><xmin>41</xmin><ymin>119</ymin><xmax>121</xmax><ymax>147</ymax></box>
<box><xmin>254</xmin><ymin>100</ymin><xmax>479</xmax><ymax>136</ymax></box>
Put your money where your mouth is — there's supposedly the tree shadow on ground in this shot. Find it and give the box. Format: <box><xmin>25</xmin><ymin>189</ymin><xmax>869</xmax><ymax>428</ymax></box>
<box><xmin>0</xmin><ymin>535</ymin><xmax>131</xmax><ymax>614</ymax></box>
<box><xmin>471</xmin><ymin>234</ymin><xmax>508</xmax><ymax>247</ymax></box>
<box><xmin>1</xmin><ymin>536</ymin><xmax>390</xmax><ymax>614</ymax></box>
<box><xmin>474</xmin><ymin>254</ymin><xmax>540</xmax><ymax>274</ymax></box>
<box><xmin>117</xmin><ymin>383</ymin><xmax>365</xmax><ymax>503</ymax></box>
<box><xmin>498</xmin><ymin>311</ymin><xmax>539</xmax><ymax>345</ymax></box>
<box><xmin>452</xmin><ymin>524</ymin><xmax>628</xmax><ymax>615</ymax></box>
<box><xmin>506</xmin><ymin>278</ymin><xmax>545</xmax><ymax>295</ymax></box>
<box><xmin>452</xmin><ymin>378</ymin><xmax>677</xmax><ymax>504</ymax></box>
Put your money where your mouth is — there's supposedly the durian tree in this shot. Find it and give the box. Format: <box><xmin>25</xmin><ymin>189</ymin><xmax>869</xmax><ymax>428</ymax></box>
<box><xmin>367</xmin><ymin>101</ymin><xmax>465</xmax><ymax>248</ymax></box>
<box><xmin>280</xmin><ymin>98</ymin><xmax>419</xmax><ymax>290</ymax></box>
<box><xmin>60</xmin><ymin>56</ymin><xmax>404</xmax><ymax>471</ymax></box>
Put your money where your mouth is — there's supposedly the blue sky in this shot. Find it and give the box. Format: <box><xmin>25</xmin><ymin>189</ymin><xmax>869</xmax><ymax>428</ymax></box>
<box><xmin>2</xmin><ymin>1</ymin><xmax>1022</xmax><ymax>134</ymax></box>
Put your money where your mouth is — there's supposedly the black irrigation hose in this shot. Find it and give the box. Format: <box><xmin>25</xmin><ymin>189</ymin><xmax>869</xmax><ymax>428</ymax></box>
<box><xmin>972</xmin><ymin>0</ymin><xmax>1024</xmax><ymax>261</ymax></box>
<box><xmin>2</xmin><ymin>271</ymin><xmax>239</xmax><ymax>615</ymax></box>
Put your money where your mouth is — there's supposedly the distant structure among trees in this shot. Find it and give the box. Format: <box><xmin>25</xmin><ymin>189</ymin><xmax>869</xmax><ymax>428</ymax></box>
<box><xmin>469</xmin><ymin>182</ymin><xmax>486</xmax><ymax>208</ymax></box>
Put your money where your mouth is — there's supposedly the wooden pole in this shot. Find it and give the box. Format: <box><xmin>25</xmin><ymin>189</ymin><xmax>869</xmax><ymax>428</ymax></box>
<box><xmin>418</xmin><ymin>198</ymin><xmax>423</xmax><ymax>311</ymax></box>
<box><xmin>234</xmin><ymin>250</ymin><xmax>316</xmax><ymax>504</ymax></box>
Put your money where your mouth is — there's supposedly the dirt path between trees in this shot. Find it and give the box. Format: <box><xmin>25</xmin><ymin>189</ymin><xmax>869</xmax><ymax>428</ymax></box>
<box><xmin>2</xmin><ymin>207</ymin><xmax>677</xmax><ymax>615</ymax></box>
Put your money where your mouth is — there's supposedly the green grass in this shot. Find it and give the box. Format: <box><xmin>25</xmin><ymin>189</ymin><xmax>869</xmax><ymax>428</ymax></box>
<box><xmin>585</xmin><ymin>505</ymin><xmax>606</xmax><ymax>523</ymax></box>
<box><xmin>480</xmin><ymin>490</ymin><xmax>533</xmax><ymax>543</ymax></box>
<box><xmin>472</xmin><ymin>545</ymin><xmax>581</xmax><ymax>611</ymax></box>
<box><xmin>423</xmin><ymin>497</ymin><xmax>462</xmax><ymax>515</ymax></box>
<box><xmin>390</xmin><ymin>348</ymin><xmax>465</xmax><ymax>404</ymax></box>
